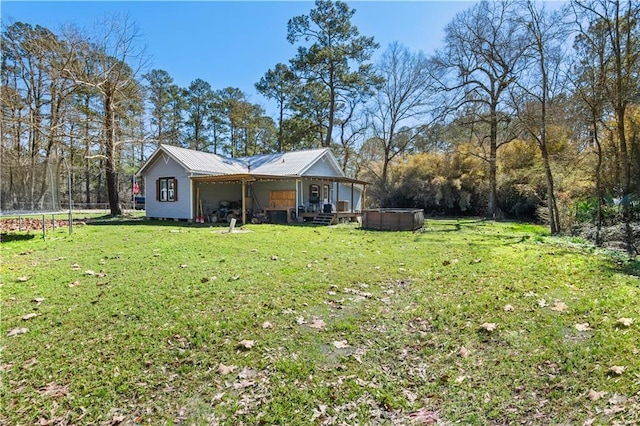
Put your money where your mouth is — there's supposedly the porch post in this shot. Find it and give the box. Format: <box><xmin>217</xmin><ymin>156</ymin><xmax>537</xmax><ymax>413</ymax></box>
<box><xmin>241</xmin><ymin>178</ymin><xmax>246</xmax><ymax>225</ymax></box>
<box><xmin>336</xmin><ymin>181</ymin><xmax>340</xmax><ymax>210</ymax></box>
<box><xmin>363</xmin><ymin>185</ymin><xmax>367</xmax><ymax>211</ymax></box>
<box><xmin>295</xmin><ymin>179</ymin><xmax>300</xmax><ymax>217</ymax></box>
<box><xmin>351</xmin><ymin>183</ymin><xmax>354</xmax><ymax>213</ymax></box>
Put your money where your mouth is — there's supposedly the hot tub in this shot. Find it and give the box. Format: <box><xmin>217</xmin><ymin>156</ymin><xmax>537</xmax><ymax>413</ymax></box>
<box><xmin>361</xmin><ymin>208</ymin><xmax>424</xmax><ymax>231</ymax></box>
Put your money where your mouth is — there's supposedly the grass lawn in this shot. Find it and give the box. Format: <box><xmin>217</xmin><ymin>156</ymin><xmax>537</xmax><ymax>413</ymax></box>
<box><xmin>1</xmin><ymin>218</ymin><xmax>639</xmax><ymax>425</ymax></box>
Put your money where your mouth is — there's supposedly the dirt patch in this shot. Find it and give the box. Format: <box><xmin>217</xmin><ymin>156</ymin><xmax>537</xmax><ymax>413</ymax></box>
<box><xmin>572</xmin><ymin>222</ymin><xmax>640</xmax><ymax>255</ymax></box>
<box><xmin>0</xmin><ymin>218</ymin><xmax>81</xmax><ymax>233</ymax></box>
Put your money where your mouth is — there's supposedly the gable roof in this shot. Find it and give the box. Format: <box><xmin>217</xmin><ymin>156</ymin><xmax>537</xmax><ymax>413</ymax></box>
<box><xmin>138</xmin><ymin>144</ymin><xmax>346</xmax><ymax>179</ymax></box>
<box><xmin>137</xmin><ymin>144</ymin><xmax>245</xmax><ymax>176</ymax></box>
<box><xmin>239</xmin><ymin>148</ymin><xmax>344</xmax><ymax>177</ymax></box>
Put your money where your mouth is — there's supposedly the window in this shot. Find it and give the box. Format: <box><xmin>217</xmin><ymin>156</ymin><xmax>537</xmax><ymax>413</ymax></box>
<box><xmin>157</xmin><ymin>177</ymin><xmax>178</xmax><ymax>202</ymax></box>
<box><xmin>323</xmin><ymin>184</ymin><xmax>330</xmax><ymax>202</ymax></box>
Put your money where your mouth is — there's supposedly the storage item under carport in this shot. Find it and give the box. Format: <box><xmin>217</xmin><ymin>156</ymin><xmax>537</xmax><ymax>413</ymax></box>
<box><xmin>361</xmin><ymin>208</ymin><xmax>424</xmax><ymax>231</ymax></box>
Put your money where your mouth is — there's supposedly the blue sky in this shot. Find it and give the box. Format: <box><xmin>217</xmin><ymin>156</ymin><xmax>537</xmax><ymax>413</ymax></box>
<box><xmin>2</xmin><ymin>1</ymin><xmax>477</xmax><ymax>117</ymax></box>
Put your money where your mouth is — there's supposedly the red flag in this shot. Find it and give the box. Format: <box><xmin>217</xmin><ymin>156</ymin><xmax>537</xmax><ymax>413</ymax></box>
<box><xmin>133</xmin><ymin>182</ymin><xmax>139</xmax><ymax>195</ymax></box>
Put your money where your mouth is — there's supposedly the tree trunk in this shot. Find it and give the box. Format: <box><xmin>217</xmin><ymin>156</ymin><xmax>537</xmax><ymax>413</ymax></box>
<box><xmin>487</xmin><ymin>106</ymin><xmax>499</xmax><ymax>218</ymax></box>
<box><xmin>104</xmin><ymin>89</ymin><xmax>122</xmax><ymax>216</ymax></box>
<box><xmin>324</xmin><ymin>70</ymin><xmax>336</xmax><ymax>147</ymax></box>
<box><xmin>541</xmin><ymin>143</ymin><xmax>559</xmax><ymax>234</ymax></box>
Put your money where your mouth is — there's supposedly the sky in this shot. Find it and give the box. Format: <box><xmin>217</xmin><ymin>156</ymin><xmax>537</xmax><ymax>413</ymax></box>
<box><xmin>1</xmin><ymin>1</ymin><xmax>478</xmax><ymax>117</ymax></box>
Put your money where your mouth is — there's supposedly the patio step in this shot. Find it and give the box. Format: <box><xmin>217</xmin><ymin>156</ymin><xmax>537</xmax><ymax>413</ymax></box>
<box><xmin>312</xmin><ymin>213</ymin><xmax>335</xmax><ymax>225</ymax></box>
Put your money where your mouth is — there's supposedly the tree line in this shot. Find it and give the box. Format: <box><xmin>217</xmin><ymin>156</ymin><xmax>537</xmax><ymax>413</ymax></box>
<box><xmin>1</xmin><ymin>0</ymin><xmax>639</xmax><ymax>234</ymax></box>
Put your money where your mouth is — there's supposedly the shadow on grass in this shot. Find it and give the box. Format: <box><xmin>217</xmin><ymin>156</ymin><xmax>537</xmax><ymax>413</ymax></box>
<box><xmin>0</xmin><ymin>233</ymin><xmax>36</xmax><ymax>243</ymax></box>
<box><xmin>607</xmin><ymin>257</ymin><xmax>640</xmax><ymax>278</ymax></box>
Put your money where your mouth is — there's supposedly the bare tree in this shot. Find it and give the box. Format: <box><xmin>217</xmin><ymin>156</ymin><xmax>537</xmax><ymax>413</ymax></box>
<box><xmin>368</xmin><ymin>42</ymin><xmax>434</xmax><ymax>189</ymax></box>
<box><xmin>510</xmin><ymin>2</ymin><xmax>570</xmax><ymax>234</ymax></box>
<box><xmin>571</xmin><ymin>0</ymin><xmax>640</xmax><ymax>199</ymax></box>
<box><xmin>64</xmin><ymin>13</ymin><xmax>147</xmax><ymax>216</ymax></box>
<box><xmin>433</xmin><ymin>0</ymin><xmax>530</xmax><ymax>217</ymax></box>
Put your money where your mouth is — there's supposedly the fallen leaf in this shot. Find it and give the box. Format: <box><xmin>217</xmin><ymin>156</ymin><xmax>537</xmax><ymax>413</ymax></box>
<box><xmin>455</xmin><ymin>375</ymin><xmax>466</xmax><ymax>384</ymax></box>
<box><xmin>69</xmin><ymin>280</ymin><xmax>80</xmax><ymax>288</ymax></box>
<box><xmin>312</xmin><ymin>404</ymin><xmax>328</xmax><ymax>420</ymax></box>
<box><xmin>7</xmin><ymin>328</ymin><xmax>28</xmax><ymax>337</ymax></box>
<box><xmin>617</xmin><ymin>317</ymin><xmax>634</xmax><ymax>327</ymax></box>
<box><xmin>237</xmin><ymin>340</ymin><xmax>255</xmax><ymax>350</ymax></box>
<box><xmin>238</xmin><ymin>367</ymin><xmax>257</xmax><ymax>379</ymax></box>
<box><xmin>603</xmin><ymin>405</ymin><xmax>626</xmax><ymax>415</ymax></box>
<box><xmin>271</xmin><ymin>255</ymin><xmax>278</xmax><ymax>261</ymax></box>
<box><xmin>71</xmin><ymin>263</ymin><xmax>80</xmax><ymax>270</ymax></box>
<box><xmin>333</xmin><ymin>340</ymin><xmax>350</xmax><ymax>349</ymax></box>
<box><xmin>22</xmin><ymin>313</ymin><xmax>40</xmax><ymax>321</ymax></box>
<box><xmin>504</xmin><ymin>304</ymin><xmax>514</xmax><ymax>312</ymax></box>
<box><xmin>309</xmin><ymin>318</ymin><xmax>326</xmax><ymax>330</ymax></box>
<box><xmin>407</xmin><ymin>407</ymin><xmax>440</xmax><ymax>424</ymax></box>
<box><xmin>575</xmin><ymin>323</ymin><xmax>591</xmax><ymax>331</ymax></box>
<box><xmin>216</xmin><ymin>363</ymin><xmax>237</xmax><ymax>375</ymax></box>
<box><xmin>609</xmin><ymin>365</ymin><xmax>625</xmax><ymax>375</ymax></box>
<box><xmin>32</xmin><ymin>297</ymin><xmax>45</xmax><ymax>303</ymax></box>
<box><xmin>16</xmin><ymin>276</ymin><xmax>30</xmax><ymax>282</ymax></box>
<box><xmin>261</xmin><ymin>321</ymin><xmax>273</xmax><ymax>329</ymax></box>
<box><xmin>608</xmin><ymin>394</ymin><xmax>627</xmax><ymax>405</ymax></box>
<box><xmin>587</xmin><ymin>389</ymin><xmax>606</xmax><ymax>401</ymax></box>
<box><xmin>84</xmin><ymin>270</ymin><xmax>95</xmax><ymax>276</ymax></box>
<box><xmin>538</xmin><ymin>299</ymin><xmax>548</xmax><ymax>308</ymax></box>
<box><xmin>39</xmin><ymin>382</ymin><xmax>69</xmax><ymax>398</ymax></box>
<box><xmin>179</xmin><ymin>264</ymin><xmax>188</xmax><ymax>269</ymax></box>
<box><xmin>480</xmin><ymin>322</ymin><xmax>497</xmax><ymax>332</ymax></box>
<box><xmin>296</xmin><ymin>316</ymin><xmax>307</xmax><ymax>325</ymax></box>
<box><xmin>458</xmin><ymin>346</ymin><xmax>470</xmax><ymax>357</ymax></box>
<box><xmin>110</xmin><ymin>414</ymin><xmax>125</xmax><ymax>425</ymax></box>
<box><xmin>550</xmin><ymin>301</ymin><xmax>568</xmax><ymax>312</ymax></box>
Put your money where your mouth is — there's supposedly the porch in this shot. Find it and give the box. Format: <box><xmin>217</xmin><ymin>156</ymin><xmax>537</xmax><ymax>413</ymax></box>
<box><xmin>190</xmin><ymin>173</ymin><xmax>368</xmax><ymax>225</ymax></box>
<box><xmin>299</xmin><ymin>211</ymin><xmax>361</xmax><ymax>225</ymax></box>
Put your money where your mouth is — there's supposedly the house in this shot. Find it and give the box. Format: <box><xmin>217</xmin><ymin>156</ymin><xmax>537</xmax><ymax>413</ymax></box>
<box><xmin>136</xmin><ymin>144</ymin><xmax>368</xmax><ymax>224</ymax></box>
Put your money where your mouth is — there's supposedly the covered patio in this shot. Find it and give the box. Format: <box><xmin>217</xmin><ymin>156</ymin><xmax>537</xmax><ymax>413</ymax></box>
<box><xmin>191</xmin><ymin>173</ymin><xmax>368</xmax><ymax>225</ymax></box>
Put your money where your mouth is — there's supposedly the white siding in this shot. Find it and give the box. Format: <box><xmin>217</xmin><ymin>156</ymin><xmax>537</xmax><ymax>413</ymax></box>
<box><xmin>336</xmin><ymin>183</ymin><xmax>363</xmax><ymax>211</ymax></box>
<box><xmin>304</xmin><ymin>154</ymin><xmax>342</xmax><ymax>177</ymax></box>
<box><xmin>144</xmin><ymin>155</ymin><xmax>192</xmax><ymax>219</ymax></box>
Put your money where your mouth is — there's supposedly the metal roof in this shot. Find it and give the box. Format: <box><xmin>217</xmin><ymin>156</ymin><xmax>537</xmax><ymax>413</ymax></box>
<box><xmin>159</xmin><ymin>144</ymin><xmax>246</xmax><ymax>175</ymax></box>
<box><xmin>239</xmin><ymin>148</ymin><xmax>343</xmax><ymax>176</ymax></box>
<box><xmin>139</xmin><ymin>145</ymin><xmax>351</xmax><ymax>181</ymax></box>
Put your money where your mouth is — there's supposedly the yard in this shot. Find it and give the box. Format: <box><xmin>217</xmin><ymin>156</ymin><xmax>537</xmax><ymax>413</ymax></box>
<box><xmin>1</xmin><ymin>218</ymin><xmax>639</xmax><ymax>425</ymax></box>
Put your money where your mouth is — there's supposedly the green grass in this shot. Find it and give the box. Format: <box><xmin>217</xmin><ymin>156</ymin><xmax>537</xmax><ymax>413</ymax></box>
<box><xmin>1</xmin><ymin>218</ymin><xmax>639</xmax><ymax>424</ymax></box>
